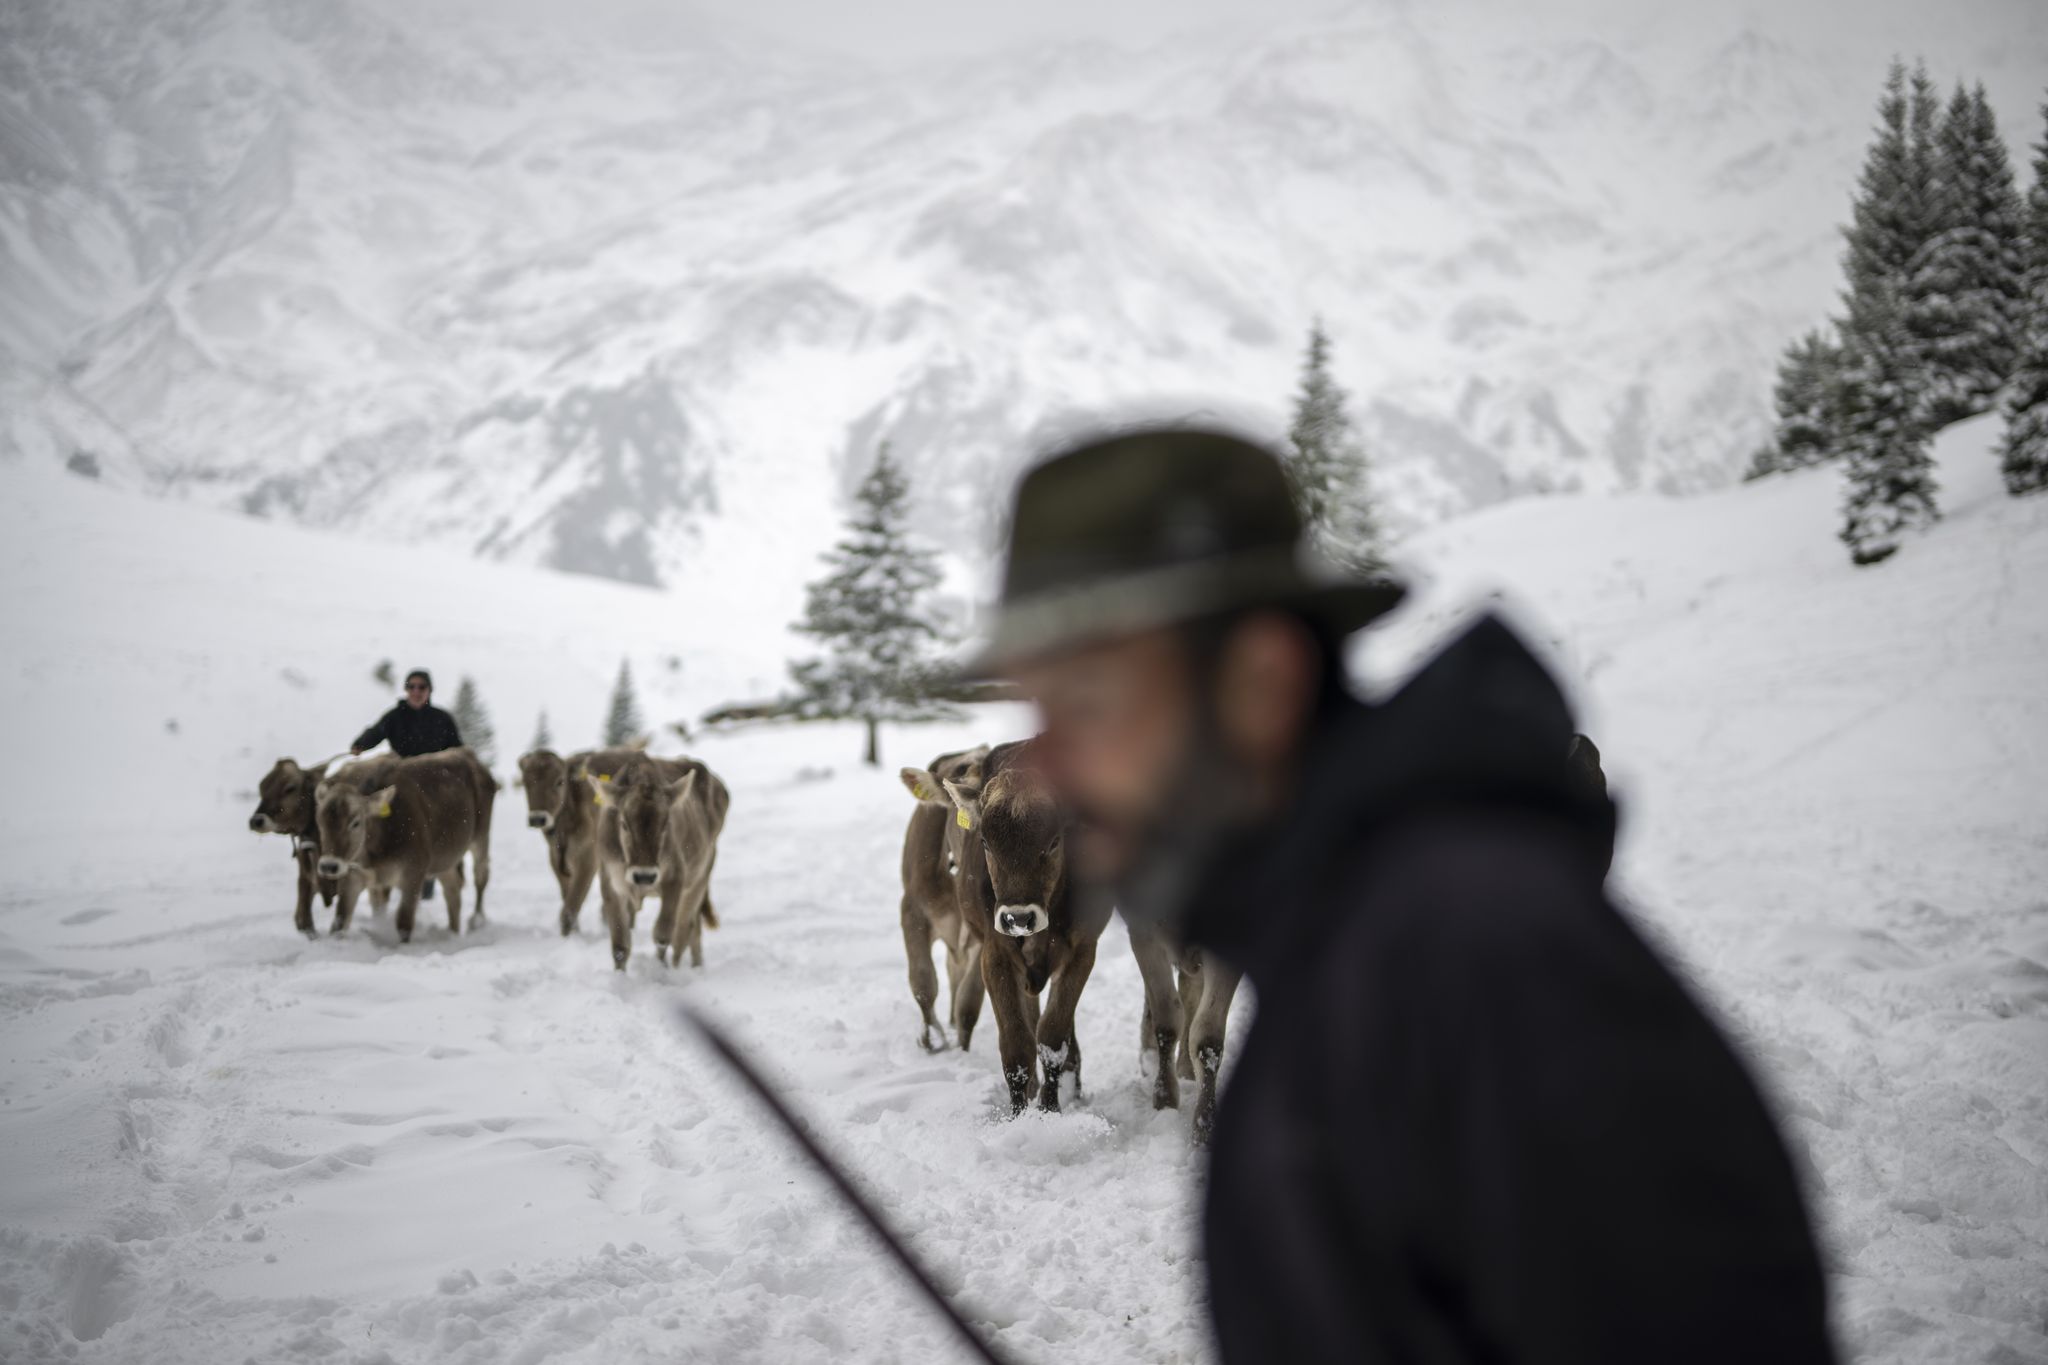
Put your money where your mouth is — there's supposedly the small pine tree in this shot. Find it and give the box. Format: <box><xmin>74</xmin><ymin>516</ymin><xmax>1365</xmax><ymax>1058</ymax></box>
<box><xmin>451</xmin><ymin>676</ymin><xmax>497</xmax><ymax>765</ymax></box>
<box><xmin>603</xmin><ymin>661</ymin><xmax>645</xmax><ymax>747</ymax></box>
<box><xmin>1749</xmin><ymin>330</ymin><xmax>1848</xmax><ymax>476</ymax></box>
<box><xmin>1999</xmin><ymin>97</ymin><xmax>2048</xmax><ymax>496</ymax></box>
<box><xmin>789</xmin><ymin>443</ymin><xmax>956</xmax><ymax>766</ymax></box>
<box><xmin>530</xmin><ymin>710</ymin><xmax>554</xmax><ymax>753</ymax></box>
<box><xmin>373</xmin><ymin>659</ymin><xmax>396</xmax><ymax>688</ymax></box>
<box><xmin>1839</xmin><ymin>285</ymin><xmax>1940</xmax><ymax>564</ymax></box>
<box><xmin>1285</xmin><ymin>319</ymin><xmax>1386</xmax><ymax>576</ymax></box>
<box><xmin>1917</xmin><ymin>82</ymin><xmax>2028</xmax><ymax>425</ymax></box>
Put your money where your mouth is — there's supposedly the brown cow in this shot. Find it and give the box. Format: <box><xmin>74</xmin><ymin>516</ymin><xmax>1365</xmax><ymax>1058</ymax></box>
<box><xmin>1127</xmin><ymin>926</ymin><xmax>1242</xmax><ymax>1141</ymax></box>
<box><xmin>896</xmin><ymin>745</ymin><xmax>990</xmax><ymax>1051</ymax></box>
<box><xmin>250</xmin><ymin>757</ymin><xmax>344</xmax><ymax>937</ymax></box>
<box><xmin>516</xmin><ymin>747</ymin><xmax>629</xmax><ymax>936</ymax></box>
<box><xmin>315</xmin><ymin>748</ymin><xmax>494</xmax><ymax>941</ymax></box>
<box><xmin>588</xmin><ymin>753</ymin><xmax>729</xmax><ymax>970</ymax></box>
<box><xmin>946</xmin><ymin>737</ymin><xmax>1112</xmax><ymax>1115</ymax></box>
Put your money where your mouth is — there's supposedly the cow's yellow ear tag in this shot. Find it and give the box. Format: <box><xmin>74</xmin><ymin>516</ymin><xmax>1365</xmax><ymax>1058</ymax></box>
<box><xmin>598</xmin><ymin>773</ymin><xmax>611</xmax><ymax>783</ymax></box>
<box><xmin>956</xmin><ymin>808</ymin><xmax>973</xmax><ymax>830</ymax></box>
<box><xmin>376</xmin><ymin>801</ymin><xmax>393</xmax><ymax>818</ymax></box>
<box><xmin>913</xmin><ymin>783</ymin><xmax>931</xmax><ymax>801</ymax></box>
<box><xmin>593</xmin><ymin>792</ymin><xmax>606</xmax><ymax>807</ymax></box>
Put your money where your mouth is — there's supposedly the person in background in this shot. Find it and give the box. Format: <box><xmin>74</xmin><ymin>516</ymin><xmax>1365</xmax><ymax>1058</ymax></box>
<box><xmin>351</xmin><ymin>668</ymin><xmax>463</xmax><ymax>758</ymax></box>
<box><xmin>348</xmin><ymin>668</ymin><xmax>464</xmax><ymax>900</ymax></box>
<box><xmin>967</xmin><ymin>427</ymin><xmax>1836</xmax><ymax>1364</ymax></box>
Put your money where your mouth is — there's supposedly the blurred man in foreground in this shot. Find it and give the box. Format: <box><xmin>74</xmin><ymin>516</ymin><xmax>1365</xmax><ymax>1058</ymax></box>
<box><xmin>970</xmin><ymin>428</ymin><xmax>1835</xmax><ymax>1363</ymax></box>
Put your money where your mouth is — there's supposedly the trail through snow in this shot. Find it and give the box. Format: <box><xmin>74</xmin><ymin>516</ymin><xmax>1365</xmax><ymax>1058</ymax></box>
<box><xmin>1</xmin><ymin>414</ymin><xmax>2045</xmax><ymax>1363</ymax></box>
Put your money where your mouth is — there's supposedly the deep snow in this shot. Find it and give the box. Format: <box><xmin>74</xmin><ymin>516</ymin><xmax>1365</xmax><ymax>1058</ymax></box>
<box><xmin>1</xmin><ymin>413</ymin><xmax>2045</xmax><ymax>1363</ymax></box>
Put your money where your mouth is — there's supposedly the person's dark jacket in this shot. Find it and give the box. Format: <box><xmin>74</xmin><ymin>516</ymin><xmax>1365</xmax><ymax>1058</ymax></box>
<box><xmin>352</xmin><ymin>701</ymin><xmax>463</xmax><ymax>758</ymax></box>
<box><xmin>1188</xmin><ymin>615</ymin><xmax>1835</xmax><ymax>1365</ymax></box>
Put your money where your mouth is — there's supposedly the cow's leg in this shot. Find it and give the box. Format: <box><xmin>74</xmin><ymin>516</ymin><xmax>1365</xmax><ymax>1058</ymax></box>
<box><xmin>901</xmin><ymin>897</ymin><xmax>946</xmax><ymax>1051</ymax></box>
<box><xmin>442</xmin><ymin>861</ymin><xmax>466</xmax><ymax>935</ymax></box>
<box><xmin>367</xmin><ymin>883</ymin><xmax>389</xmax><ymax>917</ymax></box>
<box><xmin>652</xmin><ymin>885</ymin><xmax>682</xmax><ymax>967</ymax></box>
<box><xmin>1188</xmin><ymin>958</ymin><xmax>1242</xmax><ymax>1143</ymax></box>
<box><xmin>561</xmin><ymin>854</ymin><xmax>596</xmax><ymax>937</ymax></box>
<box><xmin>605</xmin><ymin>884</ymin><xmax>634</xmax><ymax>970</ymax></box>
<box><xmin>1175</xmin><ymin>961</ymin><xmax>1204</xmax><ymax>1081</ymax></box>
<box><xmin>394</xmin><ymin>877</ymin><xmax>424</xmax><ymax>943</ymax></box>
<box><xmin>468</xmin><ymin>840</ymin><xmax>489</xmax><ymax>930</ymax></box>
<box><xmin>687</xmin><ymin>892</ymin><xmax>708</xmax><ymax>968</ymax></box>
<box><xmin>293</xmin><ymin>856</ymin><xmax>317</xmax><ymax>939</ymax></box>
<box><xmin>1126</xmin><ymin>921</ymin><xmax>1182</xmax><ymax>1111</ymax></box>
<box><xmin>953</xmin><ymin>939</ymin><xmax>985</xmax><ymax>1052</ymax></box>
<box><xmin>981</xmin><ymin>948</ymin><xmax>1037</xmax><ymax>1115</ymax></box>
<box><xmin>1036</xmin><ymin>938</ymin><xmax>1099</xmax><ymax>1114</ymax></box>
<box><xmin>329</xmin><ymin>871</ymin><xmax>364</xmax><ymax>936</ymax></box>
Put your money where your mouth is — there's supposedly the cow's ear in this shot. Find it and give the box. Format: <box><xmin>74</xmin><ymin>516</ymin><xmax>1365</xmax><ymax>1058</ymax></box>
<box><xmin>585</xmin><ymin>772</ymin><xmax>610</xmax><ymax>807</ymax></box>
<box><xmin>370</xmin><ymin>785</ymin><xmax>398</xmax><ymax>818</ymax></box>
<box><xmin>314</xmin><ymin>779</ymin><xmax>332</xmax><ymax>802</ymax></box>
<box><xmin>668</xmin><ymin>770</ymin><xmax>699</xmax><ymax>802</ymax></box>
<box><xmin>900</xmin><ymin>768</ymin><xmax>949</xmax><ymax>805</ymax></box>
<box><xmin>942</xmin><ymin>780</ymin><xmax>981</xmax><ymax>830</ymax></box>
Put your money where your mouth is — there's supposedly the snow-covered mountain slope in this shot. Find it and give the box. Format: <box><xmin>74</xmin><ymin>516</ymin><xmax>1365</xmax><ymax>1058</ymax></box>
<box><xmin>1</xmin><ymin>413</ymin><xmax>2043</xmax><ymax>1361</ymax></box>
<box><xmin>5</xmin><ymin>0</ymin><xmax>2045</xmax><ymax>620</ymax></box>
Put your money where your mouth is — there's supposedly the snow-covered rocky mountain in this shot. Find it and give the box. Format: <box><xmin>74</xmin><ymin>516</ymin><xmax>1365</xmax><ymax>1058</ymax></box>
<box><xmin>3</xmin><ymin>0</ymin><xmax>2045</xmax><ymax>616</ymax></box>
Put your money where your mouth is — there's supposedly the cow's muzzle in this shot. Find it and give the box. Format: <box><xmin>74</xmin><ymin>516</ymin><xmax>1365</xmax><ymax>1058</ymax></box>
<box><xmin>527</xmin><ymin>812</ymin><xmax>553</xmax><ymax>830</ymax></box>
<box><xmin>996</xmin><ymin>904</ymin><xmax>1048</xmax><ymax>938</ymax></box>
<box><xmin>628</xmin><ymin>866</ymin><xmax>660</xmax><ymax>889</ymax></box>
<box><xmin>250</xmin><ymin>814</ymin><xmax>274</xmax><ymax>833</ymax></box>
<box><xmin>316</xmin><ymin>856</ymin><xmax>347</xmax><ymax>879</ymax></box>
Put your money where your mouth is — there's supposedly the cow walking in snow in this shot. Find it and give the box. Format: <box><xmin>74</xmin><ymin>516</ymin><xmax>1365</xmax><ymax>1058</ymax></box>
<box><xmin>1127</xmin><ymin>926</ymin><xmax>1242</xmax><ymax>1141</ymax></box>
<box><xmin>944</xmin><ymin>737</ymin><xmax>1110</xmax><ymax>1114</ymax></box>
<box><xmin>896</xmin><ymin>745</ymin><xmax>990</xmax><ymax>1051</ymax></box>
<box><xmin>315</xmin><ymin>748</ymin><xmax>494</xmax><ymax>941</ymax></box>
<box><xmin>250</xmin><ymin>756</ymin><xmax>348</xmax><ymax>937</ymax></box>
<box><xmin>588</xmin><ymin>753</ymin><xmax>729</xmax><ymax>970</ymax></box>
<box><xmin>518</xmin><ymin>746</ymin><xmax>643</xmax><ymax>937</ymax></box>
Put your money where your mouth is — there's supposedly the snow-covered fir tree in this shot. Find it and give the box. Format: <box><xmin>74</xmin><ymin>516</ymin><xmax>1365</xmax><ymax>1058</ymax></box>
<box><xmin>1839</xmin><ymin>283</ymin><xmax>1940</xmax><ymax>564</ymax></box>
<box><xmin>530</xmin><ymin>710</ymin><xmax>554</xmax><ymax>753</ymax></box>
<box><xmin>451</xmin><ymin>676</ymin><xmax>496</xmax><ymax>765</ymax></box>
<box><xmin>1748</xmin><ymin>330</ymin><xmax>1847</xmax><ymax>476</ymax></box>
<box><xmin>1285</xmin><ymin>319</ymin><xmax>1386</xmax><ymax>577</ymax></box>
<box><xmin>788</xmin><ymin>444</ymin><xmax>955</xmax><ymax>766</ymax></box>
<box><xmin>1918</xmin><ymin>82</ymin><xmax>2028</xmax><ymax>425</ymax></box>
<box><xmin>1839</xmin><ymin>62</ymin><xmax>1942</xmax><ymax>415</ymax></box>
<box><xmin>1999</xmin><ymin>97</ymin><xmax>2048</xmax><ymax>497</ymax></box>
<box><xmin>603</xmin><ymin>661</ymin><xmax>644</xmax><ymax>747</ymax></box>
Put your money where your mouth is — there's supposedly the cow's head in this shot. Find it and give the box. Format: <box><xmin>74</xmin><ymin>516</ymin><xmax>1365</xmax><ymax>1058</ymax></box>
<box><xmin>518</xmin><ymin>749</ymin><xmax>569</xmax><ymax>831</ymax></box>
<box><xmin>901</xmin><ymin>745</ymin><xmax>989</xmax><ymax>878</ymax></box>
<box><xmin>251</xmin><ymin>758</ymin><xmax>318</xmax><ymax>835</ymax></box>
<box><xmin>593</xmin><ymin>761</ymin><xmax>679</xmax><ymax>891</ymax></box>
<box><xmin>314</xmin><ymin>777</ymin><xmax>395</xmax><ymax>879</ymax></box>
<box><xmin>948</xmin><ymin>761</ymin><xmax>1066</xmax><ymax>938</ymax></box>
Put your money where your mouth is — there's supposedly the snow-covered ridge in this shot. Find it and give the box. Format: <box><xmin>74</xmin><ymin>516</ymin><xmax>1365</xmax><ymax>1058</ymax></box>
<box><xmin>5</xmin><ymin>0</ymin><xmax>2045</xmax><ymax>620</ymax></box>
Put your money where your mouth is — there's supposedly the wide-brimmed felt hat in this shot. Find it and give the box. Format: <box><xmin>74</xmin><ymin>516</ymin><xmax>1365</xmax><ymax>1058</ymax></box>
<box><xmin>965</xmin><ymin>426</ymin><xmax>1405</xmax><ymax>676</ymax></box>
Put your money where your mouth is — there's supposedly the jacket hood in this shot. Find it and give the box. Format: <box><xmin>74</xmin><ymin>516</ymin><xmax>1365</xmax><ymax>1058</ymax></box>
<box><xmin>1183</xmin><ymin>613</ymin><xmax>1617</xmax><ymax>971</ymax></box>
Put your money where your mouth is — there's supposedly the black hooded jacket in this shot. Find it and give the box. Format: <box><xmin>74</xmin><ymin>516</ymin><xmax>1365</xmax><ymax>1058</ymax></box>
<box><xmin>351</xmin><ymin>701</ymin><xmax>463</xmax><ymax>758</ymax></box>
<box><xmin>1187</xmin><ymin>616</ymin><xmax>1834</xmax><ymax>1364</ymax></box>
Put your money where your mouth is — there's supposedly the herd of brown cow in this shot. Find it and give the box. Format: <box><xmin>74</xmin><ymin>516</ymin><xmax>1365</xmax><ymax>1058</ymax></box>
<box><xmin>247</xmin><ymin>730</ymin><xmax>1259</xmax><ymax>1131</ymax></box>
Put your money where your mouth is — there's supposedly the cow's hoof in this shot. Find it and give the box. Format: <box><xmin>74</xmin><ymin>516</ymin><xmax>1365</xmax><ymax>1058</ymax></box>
<box><xmin>612</xmin><ymin>949</ymin><xmax>629</xmax><ymax>970</ymax></box>
<box><xmin>559</xmin><ymin>921</ymin><xmax>575</xmax><ymax>938</ymax></box>
<box><xmin>917</xmin><ymin>1029</ymin><xmax>944</xmax><ymax>1053</ymax></box>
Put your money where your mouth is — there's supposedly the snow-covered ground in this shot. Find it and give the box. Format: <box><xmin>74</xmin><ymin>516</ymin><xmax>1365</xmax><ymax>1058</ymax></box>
<box><xmin>1</xmin><ymin>414</ymin><xmax>2045</xmax><ymax>1363</ymax></box>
